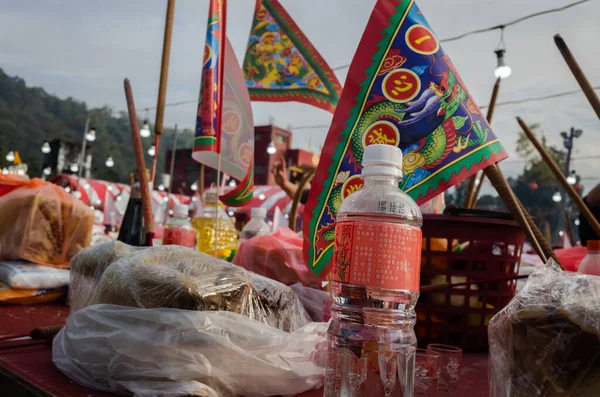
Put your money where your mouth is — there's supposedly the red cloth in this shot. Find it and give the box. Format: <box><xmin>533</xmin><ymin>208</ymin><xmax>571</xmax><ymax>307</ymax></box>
<box><xmin>555</xmin><ymin>246</ymin><xmax>587</xmax><ymax>272</ymax></box>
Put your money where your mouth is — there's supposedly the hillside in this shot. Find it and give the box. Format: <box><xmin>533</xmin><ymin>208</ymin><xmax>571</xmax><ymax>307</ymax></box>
<box><xmin>0</xmin><ymin>68</ymin><xmax>194</xmax><ymax>182</ymax></box>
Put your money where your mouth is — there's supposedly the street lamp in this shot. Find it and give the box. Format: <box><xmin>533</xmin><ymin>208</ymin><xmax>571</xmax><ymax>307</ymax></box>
<box><xmin>267</xmin><ymin>141</ymin><xmax>277</xmax><ymax>155</ymax></box>
<box><xmin>5</xmin><ymin>151</ymin><xmax>15</xmax><ymax>162</ymax></box>
<box><xmin>552</xmin><ymin>190</ymin><xmax>562</xmax><ymax>203</ymax></box>
<box><xmin>561</xmin><ymin>128</ymin><xmax>583</xmax><ymax>176</ymax></box>
<box><xmin>105</xmin><ymin>156</ymin><xmax>114</xmax><ymax>168</ymax></box>
<box><xmin>41</xmin><ymin>141</ymin><xmax>51</xmax><ymax>154</ymax></box>
<box><xmin>140</xmin><ymin>120</ymin><xmax>151</xmax><ymax>138</ymax></box>
<box><xmin>85</xmin><ymin>127</ymin><xmax>96</xmax><ymax>142</ymax></box>
<box><xmin>566</xmin><ymin>170</ymin><xmax>577</xmax><ymax>185</ymax></box>
<box><xmin>148</xmin><ymin>145</ymin><xmax>156</xmax><ymax>157</ymax></box>
<box><xmin>494</xmin><ymin>49</ymin><xmax>512</xmax><ymax>79</ymax></box>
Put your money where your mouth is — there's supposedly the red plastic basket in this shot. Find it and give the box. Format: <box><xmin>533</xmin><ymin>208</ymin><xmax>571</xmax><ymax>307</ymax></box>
<box><xmin>416</xmin><ymin>209</ymin><xmax>525</xmax><ymax>351</ymax></box>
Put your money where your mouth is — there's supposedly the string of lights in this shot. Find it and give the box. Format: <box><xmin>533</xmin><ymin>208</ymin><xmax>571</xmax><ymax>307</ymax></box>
<box><xmin>330</xmin><ymin>0</ymin><xmax>591</xmax><ymax>71</ymax></box>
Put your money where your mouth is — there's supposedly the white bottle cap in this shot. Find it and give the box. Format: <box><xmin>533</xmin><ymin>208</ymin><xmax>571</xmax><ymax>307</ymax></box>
<box><xmin>251</xmin><ymin>207</ymin><xmax>267</xmax><ymax>219</ymax></box>
<box><xmin>361</xmin><ymin>144</ymin><xmax>403</xmax><ymax>178</ymax></box>
<box><xmin>173</xmin><ymin>204</ymin><xmax>189</xmax><ymax>218</ymax></box>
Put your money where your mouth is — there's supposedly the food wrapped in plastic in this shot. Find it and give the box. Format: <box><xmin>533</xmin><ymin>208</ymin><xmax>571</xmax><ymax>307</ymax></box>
<box><xmin>53</xmin><ymin>305</ymin><xmax>327</xmax><ymax>397</ymax></box>
<box><xmin>0</xmin><ymin>179</ymin><xmax>93</xmax><ymax>267</ymax></box>
<box><xmin>233</xmin><ymin>227</ymin><xmax>323</xmax><ymax>289</ymax></box>
<box><xmin>70</xmin><ymin>241</ymin><xmax>311</xmax><ymax>331</ymax></box>
<box><xmin>488</xmin><ymin>259</ymin><xmax>600</xmax><ymax>396</ymax></box>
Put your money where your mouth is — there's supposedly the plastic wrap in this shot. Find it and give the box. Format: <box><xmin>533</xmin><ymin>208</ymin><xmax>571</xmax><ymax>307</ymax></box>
<box><xmin>290</xmin><ymin>283</ymin><xmax>332</xmax><ymax>322</ymax></box>
<box><xmin>0</xmin><ymin>261</ymin><xmax>70</xmax><ymax>289</ymax></box>
<box><xmin>488</xmin><ymin>259</ymin><xmax>600</xmax><ymax>396</ymax></box>
<box><xmin>70</xmin><ymin>241</ymin><xmax>311</xmax><ymax>331</ymax></box>
<box><xmin>233</xmin><ymin>227</ymin><xmax>323</xmax><ymax>289</ymax></box>
<box><xmin>53</xmin><ymin>305</ymin><xmax>327</xmax><ymax>397</ymax></box>
<box><xmin>0</xmin><ymin>179</ymin><xmax>94</xmax><ymax>267</ymax></box>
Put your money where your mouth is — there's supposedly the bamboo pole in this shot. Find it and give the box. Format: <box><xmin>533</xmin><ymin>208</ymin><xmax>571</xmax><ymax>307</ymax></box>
<box><xmin>465</xmin><ymin>77</ymin><xmax>501</xmax><ymax>208</ymax></box>
<box><xmin>554</xmin><ymin>34</ymin><xmax>600</xmax><ymax>122</ymax></box>
<box><xmin>518</xmin><ymin>116</ymin><xmax>600</xmax><ymax>239</ymax></box>
<box><xmin>124</xmin><ymin>79</ymin><xmax>155</xmax><ymax>246</ymax></box>
<box><xmin>151</xmin><ymin>0</ymin><xmax>176</xmax><ymax>184</ymax></box>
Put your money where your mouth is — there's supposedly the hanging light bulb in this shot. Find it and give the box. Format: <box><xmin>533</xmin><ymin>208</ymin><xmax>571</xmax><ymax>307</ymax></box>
<box><xmin>140</xmin><ymin>120</ymin><xmax>151</xmax><ymax>138</ymax></box>
<box><xmin>494</xmin><ymin>49</ymin><xmax>512</xmax><ymax>79</ymax></box>
<box><xmin>559</xmin><ymin>230</ymin><xmax>564</xmax><ymax>237</ymax></box>
<box><xmin>228</xmin><ymin>210</ymin><xmax>235</xmax><ymax>217</ymax></box>
<box><xmin>148</xmin><ymin>145</ymin><xmax>156</xmax><ymax>157</ymax></box>
<box><xmin>190</xmin><ymin>182</ymin><xmax>198</xmax><ymax>191</ymax></box>
<box><xmin>17</xmin><ymin>169</ymin><xmax>25</xmax><ymax>176</ymax></box>
<box><xmin>43</xmin><ymin>167</ymin><xmax>52</xmax><ymax>176</ymax></box>
<box><xmin>105</xmin><ymin>156</ymin><xmax>114</xmax><ymax>168</ymax></box>
<box><xmin>41</xmin><ymin>141</ymin><xmax>51</xmax><ymax>154</ymax></box>
<box><xmin>70</xmin><ymin>163</ymin><xmax>79</xmax><ymax>172</ymax></box>
<box><xmin>107</xmin><ymin>185</ymin><xmax>114</xmax><ymax>192</ymax></box>
<box><xmin>158</xmin><ymin>184</ymin><xmax>165</xmax><ymax>191</ymax></box>
<box><xmin>552</xmin><ymin>190</ymin><xmax>562</xmax><ymax>203</ymax></box>
<box><xmin>228</xmin><ymin>179</ymin><xmax>237</xmax><ymax>188</ymax></box>
<box><xmin>258</xmin><ymin>193</ymin><xmax>266</xmax><ymax>200</ymax></box>
<box><xmin>266</xmin><ymin>141</ymin><xmax>277</xmax><ymax>155</ymax></box>
<box><xmin>85</xmin><ymin>127</ymin><xmax>96</xmax><ymax>142</ymax></box>
<box><xmin>566</xmin><ymin>170</ymin><xmax>577</xmax><ymax>185</ymax></box>
<box><xmin>575</xmin><ymin>219</ymin><xmax>581</xmax><ymax>226</ymax></box>
<box><xmin>5</xmin><ymin>151</ymin><xmax>15</xmax><ymax>162</ymax></box>
<box><xmin>163</xmin><ymin>196</ymin><xmax>169</xmax><ymax>202</ymax></box>
<box><xmin>65</xmin><ymin>186</ymin><xmax>71</xmax><ymax>193</ymax></box>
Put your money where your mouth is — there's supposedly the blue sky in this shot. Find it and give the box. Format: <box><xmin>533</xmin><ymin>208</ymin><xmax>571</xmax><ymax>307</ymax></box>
<box><xmin>1</xmin><ymin>0</ymin><xmax>599</xmax><ymax>194</ymax></box>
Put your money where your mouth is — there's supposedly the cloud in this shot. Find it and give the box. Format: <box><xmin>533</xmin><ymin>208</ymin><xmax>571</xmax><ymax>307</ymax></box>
<box><xmin>1</xmin><ymin>0</ymin><xmax>598</xmax><ymax>191</ymax></box>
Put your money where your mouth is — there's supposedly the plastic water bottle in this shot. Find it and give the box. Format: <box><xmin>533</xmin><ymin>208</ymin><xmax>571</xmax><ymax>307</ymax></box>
<box><xmin>578</xmin><ymin>240</ymin><xmax>600</xmax><ymax>276</ymax></box>
<box><xmin>240</xmin><ymin>207</ymin><xmax>271</xmax><ymax>241</ymax></box>
<box><xmin>162</xmin><ymin>204</ymin><xmax>196</xmax><ymax>248</ymax></box>
<box><xmin>325</xmin><ymin>144</ymin><xmax>423</xmax><ymax>397</ymax></box>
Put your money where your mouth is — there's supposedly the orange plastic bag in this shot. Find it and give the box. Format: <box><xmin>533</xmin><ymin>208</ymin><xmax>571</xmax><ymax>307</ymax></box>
<box><xmin>0</xmin><ymin>174</ymin><xmax>29</xmax><ymax>197</ymax></box>
<box><xmin>0</xmin><ymin>179</ymin><xmax>94</xmax><ymax>267</ymax></box>
<box><xmin>233</xmin><ymin>227</ymin><xmax>323</xmax><ymax>288</ymax></box>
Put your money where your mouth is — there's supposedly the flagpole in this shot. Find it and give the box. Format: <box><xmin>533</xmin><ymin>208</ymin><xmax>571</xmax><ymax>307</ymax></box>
<box><xmin>152</xmin><ymin>0</ymin><xmax>176</xmax><ymax>185</ymax></box>
<box><xmin>165</xmin><ymin>125</ymin><xmax>178</xmax><ymax>221</ymax></box>
<box><xmin>465</xmin><ymin>77</ymin><xmax>501</xmax><ymax>208</ymax></box>
<box><xmin>213</xmin><ymin>0</ymin><xmax>228</xmax><ymax>257</ymax></box>
<box><xmin>554</xmin><ymin>34</ymin><xmax>600</xmax><ymax>122</ymax></box>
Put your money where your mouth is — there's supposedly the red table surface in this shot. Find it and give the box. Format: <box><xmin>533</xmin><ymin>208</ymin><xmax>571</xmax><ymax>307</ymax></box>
<box><xmin>0</xmin><ymin>304</ymin><xmax>489</xmax><ymax>397</ymax></box>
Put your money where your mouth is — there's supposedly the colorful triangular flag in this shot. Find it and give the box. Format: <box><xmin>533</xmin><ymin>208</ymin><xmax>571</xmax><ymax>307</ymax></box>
<box><xmin>304</xmin><ymin>0</ymin><xmax>508</xmax><ymax>275</ymax></box>
<box><xmin>242</xmin><ymin>0</ymin><xmax>342</xmax><ymax>114</ymax></box>
<box><xmin>192</xmin><ymin>0</ymin><xmax>254</xmax><ymax>207</ymax></box>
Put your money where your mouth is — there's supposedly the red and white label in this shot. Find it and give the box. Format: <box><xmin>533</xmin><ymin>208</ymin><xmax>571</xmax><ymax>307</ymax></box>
<box><xmin>163</xmin><ymin>228</ymin><xmax>196</xmax><ymax>248</ymax></box>
<box><xmin>333</xmin><ymin>220</ymin><xmax>422</xmax><ymax>291</ymax></box>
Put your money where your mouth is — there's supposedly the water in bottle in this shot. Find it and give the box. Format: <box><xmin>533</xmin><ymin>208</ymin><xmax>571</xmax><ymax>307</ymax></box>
<box><xmin>240</xmin><ymin>207</ymin><xmax>271</xmax><ymax>241</ymax></box>
<box><xmin>325</xmin><ymin>144</ymin><xmax>423</xmax><ymax>397</ymax></box>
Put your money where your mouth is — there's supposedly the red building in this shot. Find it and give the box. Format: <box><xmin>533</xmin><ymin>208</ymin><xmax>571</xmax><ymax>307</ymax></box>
<box><xmin>164</xmin><ymin>125</ymin><xmax>319</xmax><ymax>195</ymax></box>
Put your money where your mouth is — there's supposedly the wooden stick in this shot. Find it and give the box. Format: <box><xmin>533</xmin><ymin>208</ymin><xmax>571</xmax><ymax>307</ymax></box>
<box><xmin>465</xmin><ymin>78</ymin><xmax>501</xmax><ymax>208</ymax></box>
<box><xmin>564</xmin><ymin>207</ymin><xmax>575</xmax><ymax>247</ymax></box>
<box><xmin>152</xmin><ymin>0</ymin><xmax>176</xmax><ymax>184</ymax></box>
<box><xmin>554</xmin><ymin>34</ymin><xmax>600</xmax><ymax>121</ymax></box>
<box><xmin>471</xmin><ymin>172</ymin><xmax>486</xmax><ymax>208</ymax></box>
<box><xmin>124</xmin><ymin>79</ymin><xmax>155</xmax><ymax>245</ymax></box>
<box><xmin>518</xmin><ymin>116</ymin><xmax>600</xmax><ymax>238</ymax></box>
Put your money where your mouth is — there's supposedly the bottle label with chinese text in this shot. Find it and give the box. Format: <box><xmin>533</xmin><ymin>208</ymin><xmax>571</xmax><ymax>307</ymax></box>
<box><xmin>333</xmin><ymin>220</ymin><xmax>422</xmax><ymax>291</ymax></box>
<box><xmin>163</xmin><ymin>228</ymin><xmax>196</xmax><ymax>248</ymax></box>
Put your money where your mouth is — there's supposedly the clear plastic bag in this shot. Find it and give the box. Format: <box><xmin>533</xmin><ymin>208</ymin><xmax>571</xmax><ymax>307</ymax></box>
<box><xmin>0</xmin><ymin>261</ymin><xmax>70</xmax><ymax>289</ymax></box>
<box><xmin>70</xmin><ymin>241</ymin><xmax>311</xmax><ymax>332</ymax></box>
<box><xmin>0</xmin><ymin>179</ymin><xmax>93</xmax><ymax>267</ymax></box>
<box><xmin>488</xmin><ymin>259</ymin><xmax>600</xmax><ymax>396</ymax></box>
<box><xmin>53</xmin><ymin>304</ymin><xmax>328</xmax><ymax>397</ymax></box>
